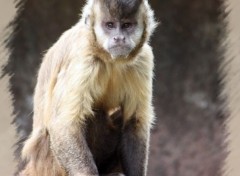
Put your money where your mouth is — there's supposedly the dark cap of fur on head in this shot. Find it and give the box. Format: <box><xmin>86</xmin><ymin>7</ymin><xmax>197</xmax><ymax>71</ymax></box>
<box><xmin>99</xmin><ymin>0</ymin><xmax>142</xmax><ymax>19</ymax></box>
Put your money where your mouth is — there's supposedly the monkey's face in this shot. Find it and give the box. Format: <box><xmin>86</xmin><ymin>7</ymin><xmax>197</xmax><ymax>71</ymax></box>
<box><xmin>94</xmin><ymin>17</ymin><xmax>144</xmax><ymax>59</ymax></box>
<box><xmin>93</xmin><ymin>1</ymin><xmax>144</xmax><ymax>59</ymax></box>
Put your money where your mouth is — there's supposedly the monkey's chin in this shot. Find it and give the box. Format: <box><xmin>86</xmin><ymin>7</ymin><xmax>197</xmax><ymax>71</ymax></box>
<box><xmin>108</xmin><ymin>46</ymin><xmax>131</xmax><ymax>59</ymax></box>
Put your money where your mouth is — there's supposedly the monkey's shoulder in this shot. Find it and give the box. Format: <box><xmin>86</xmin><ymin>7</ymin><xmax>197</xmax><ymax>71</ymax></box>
<box><xmin>48</xmin><ymin>22</ymin><xmax>91</xmax><ymax>53</ymax></box>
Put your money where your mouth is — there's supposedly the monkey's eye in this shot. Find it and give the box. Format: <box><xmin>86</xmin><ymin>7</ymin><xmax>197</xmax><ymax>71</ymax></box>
<box><xmin>122</xmin><ymin>23</ymin><xmax>132</xmax><ymax>29</ymax></box>
<box><xmin>106</xmin><ymin>22</ymin><xmax>115</xmax><ymax>29</ymax></box>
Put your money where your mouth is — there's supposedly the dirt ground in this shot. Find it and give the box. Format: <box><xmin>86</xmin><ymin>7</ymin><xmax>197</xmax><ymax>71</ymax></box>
<box><xmin>0</xmin><ymin>0</ymin><xmax>16</xmax><ymax>175</ymax></box>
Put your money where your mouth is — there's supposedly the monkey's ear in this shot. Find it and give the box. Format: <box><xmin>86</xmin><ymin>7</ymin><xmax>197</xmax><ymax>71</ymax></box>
<box><xmin>84</xmin><ymin>15</ymin><xmax>91</xmax><ymax>26</ymax></box>
<box><xmin>81</xmin><ymin>0</ymin><xmax>95</xmax><ymax>27</ymax></box>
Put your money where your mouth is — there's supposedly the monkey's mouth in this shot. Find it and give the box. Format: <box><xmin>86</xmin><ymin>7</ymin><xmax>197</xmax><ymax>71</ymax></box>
<box><xmin>109</xmin><ymin>45</ymin><xmax>132</xmax><ymax>57</ymax></box>
<box><xmin>110</xmin><ymin>45</ymin><xmax>130</xmax><ymax>49</ymax></box>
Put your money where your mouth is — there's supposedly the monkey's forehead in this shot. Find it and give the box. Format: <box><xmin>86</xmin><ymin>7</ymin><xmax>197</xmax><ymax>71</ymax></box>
<box><xmin>98</xmin><ymin>0</ymin><xmax>142</xmax><ymax>19</ymax></box>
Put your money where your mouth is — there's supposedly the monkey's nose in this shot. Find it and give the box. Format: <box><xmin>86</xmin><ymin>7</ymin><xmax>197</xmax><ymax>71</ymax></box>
<box><xmin>113</xmin><ymin>36</ymin><xmax>125</xmax><ymax>43</ymax></box>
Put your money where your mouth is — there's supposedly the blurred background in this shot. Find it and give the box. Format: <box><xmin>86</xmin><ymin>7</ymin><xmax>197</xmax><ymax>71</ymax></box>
<box><xmin>0</xmin><ymin>0</ymin><xmax>228</xmax><ymax>176</ymax></box>
<box><xmin>0</xmin><ymin>0</ymin><xmax>16</xmax><ymax>175</ymax></box>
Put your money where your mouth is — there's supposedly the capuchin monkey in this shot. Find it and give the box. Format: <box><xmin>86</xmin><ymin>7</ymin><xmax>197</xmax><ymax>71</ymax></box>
<box><xmin>20</xmin><ymin>0</ymin><xmax>157</xmax><ymax>175</ymax></box>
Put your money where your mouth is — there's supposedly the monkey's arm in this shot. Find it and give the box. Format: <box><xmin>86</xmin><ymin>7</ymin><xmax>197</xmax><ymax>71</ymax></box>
<box><xmin>47</xmin><ymin>58</ymin><xmax>99</xmax><ymax>176</ymax></box>
<box><xmin>121</xmin><ymin>101</ymin><xmax>154</xmax><ymax>176</ymax></box>
<box><xmin>121</xmin><ymin>47</ymin><xmax>154</xmax><ymax>176</ymax></box>
<box><xmin>49</xmin><ymin>119</ymin><xmax>98</xmax><ymax>176</ymax></box>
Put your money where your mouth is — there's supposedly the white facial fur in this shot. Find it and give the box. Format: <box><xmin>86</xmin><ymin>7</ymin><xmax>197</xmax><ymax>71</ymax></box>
<box><xmin>93</xmin><ymin>6</ymin><xmax>144</xmax><ymax>59</ymax></box>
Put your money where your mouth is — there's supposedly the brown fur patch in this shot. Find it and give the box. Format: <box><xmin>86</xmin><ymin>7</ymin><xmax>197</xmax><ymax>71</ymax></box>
<box><xmin>99</xmin><ymin>0</ymin><xmax>142</xmax><ymax>19</ymax></box>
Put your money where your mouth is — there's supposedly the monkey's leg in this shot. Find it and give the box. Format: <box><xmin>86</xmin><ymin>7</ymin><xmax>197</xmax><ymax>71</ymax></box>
<box><xmin>49</xmin><ymin>120</ymin><xmax>99</xmax><ymax>176</ymax></box>
<box><xmin>120</xmin><ymin>118</ymin><xmax>149</xmax><ymax>176</ymax></box>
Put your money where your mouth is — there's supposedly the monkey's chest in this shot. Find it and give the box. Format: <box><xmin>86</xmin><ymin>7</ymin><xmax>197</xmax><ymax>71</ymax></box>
<box><xmin>95</xmin><ymin>78</ymin><xmax>126</xmax><ymax>110</ymax></box>
<box><xmin>94</xmin><ymin>68</ymin><xmax>141</xmax><ymax>119</ymax></box>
